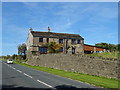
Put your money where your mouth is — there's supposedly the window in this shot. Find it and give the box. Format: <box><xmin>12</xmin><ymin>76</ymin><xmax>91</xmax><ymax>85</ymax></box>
<box><xmin>46</xmin><ymin>38</ymin><xmax>49</xmax><ymax>43</ymax></box>
<box><xmin>32</xmin><ymin>51</ymin><xmax>37</xmax><ymax>55</ymax></box>
<box><xmin>59</xmin><ymin>39</ymin><xmax>63</xmax><ymax>44</ymax></box>
<box><xmin>77</xmin><ymin>40</ymin><xmax>81</xmax><ymax>44</ymax></box>
<box><xmin>59</xmin><ymin>47</ymin><xmax>63</xmax><ymax>52</ymax></box>
<box><xmin>39</xmin><ymin>47</ymin><xmax>47</xmax><ymax>54</ymax></box>
<box><xmin>39</xmin><ymin>37</ymin><xmax>43</xmax><ymax>42</ymax></box>
<box><xmin>71</xmin><ymin>39</ymin><xmax>76</xmax><ymax>44</ymax></box>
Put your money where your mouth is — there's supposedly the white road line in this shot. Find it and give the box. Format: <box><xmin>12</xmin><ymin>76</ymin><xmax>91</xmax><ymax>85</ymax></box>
<box><xmin>23</xmin><ymin>73</ymin><xmax>33</xmax><ymax>78</ymax></box>
<box><xmin>3</xmin><ymin>62</ymin><xmax>52</xmax><ymax>88</ymax></box>
<box><xmin>16</xmin><ymin>70</ymin><xmax>22</xmax><ymax>73</ymax></box>
<box><xmin>37</xmin><ymin>80</ymin><xmax>53</xmax><ymax>88</ymax></box>
<box><xmin>12</xmin><ymin>67</ymin><xmax>16</xmax><ymax>70</ymax></box>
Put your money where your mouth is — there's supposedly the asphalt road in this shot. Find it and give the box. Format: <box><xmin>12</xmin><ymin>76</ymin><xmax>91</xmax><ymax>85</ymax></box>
<box><xmin>1</xmin><ymin>60</ymin><xmax>103</xmax><ymax>90</ymax></box>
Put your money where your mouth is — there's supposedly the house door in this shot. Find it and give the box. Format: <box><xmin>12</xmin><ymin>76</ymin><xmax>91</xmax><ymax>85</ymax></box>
<box><xmin>72</xmin><ymin>47</ymin><xmax>75</xmax><ymax>54</ymax></box>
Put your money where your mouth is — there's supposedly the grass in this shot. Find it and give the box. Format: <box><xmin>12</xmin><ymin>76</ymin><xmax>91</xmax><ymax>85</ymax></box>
<box><xmin>86</xmin><ymin>52</ymin><xmax>119</xmax><ymax>59</ymax></box>
<box><xmin>11</xmin><ymin>60</ymin><xmax>119</xmax><ymax>89</ymax></box>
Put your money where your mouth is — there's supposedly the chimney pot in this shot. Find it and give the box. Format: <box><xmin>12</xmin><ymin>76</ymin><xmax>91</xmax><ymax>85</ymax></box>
<box><xmin>48</xmin><ymin>27</ymin><xmax>50</xmax><ymax>32</ymax></box>
<box><xmin>29</xmin><ymin>27</ymin><xmax>33</xmax><ymax>32</ymax></box>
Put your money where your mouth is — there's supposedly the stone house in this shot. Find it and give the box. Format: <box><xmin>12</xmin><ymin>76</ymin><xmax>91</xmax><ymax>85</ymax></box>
<box><xmin>26</xmin><ymin>27</ymin><xmax>84</xmax><ymax>56</ymax></box>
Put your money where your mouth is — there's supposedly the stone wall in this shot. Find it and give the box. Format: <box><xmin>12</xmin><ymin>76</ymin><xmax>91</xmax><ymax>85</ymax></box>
<box><xmin>27</xmin><ymin>53</ymin><xmax>119</xmax><ymax>79</ymax></box>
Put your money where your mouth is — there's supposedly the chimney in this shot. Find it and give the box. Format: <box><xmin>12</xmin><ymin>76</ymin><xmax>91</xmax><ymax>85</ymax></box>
<box><xmin>29</xmin><ymin>27</ymin><xmax>33</xmax><ymax>32</ymax></box>
<box><xmin>48</xmin><ymin>27</ymin><xmax>50</xmax><ymax>32</ymax></box>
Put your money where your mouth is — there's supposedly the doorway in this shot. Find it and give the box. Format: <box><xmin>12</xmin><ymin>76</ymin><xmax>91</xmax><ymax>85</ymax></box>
<box><xmin>72</xmin><ymin>47</ymin><xmax>75</xmax><ymax>54</ymax></box>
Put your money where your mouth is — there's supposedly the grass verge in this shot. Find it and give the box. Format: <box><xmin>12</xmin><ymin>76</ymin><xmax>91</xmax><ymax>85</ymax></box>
<box><xmin>2</xmin><ymin>59</ymin><xmax>119</xmax><ymax>89</ymax></box>
<box><xmin>14</xmin><ymin>61</ymin><xmax>119</xmax><ymax>89</ymax></box>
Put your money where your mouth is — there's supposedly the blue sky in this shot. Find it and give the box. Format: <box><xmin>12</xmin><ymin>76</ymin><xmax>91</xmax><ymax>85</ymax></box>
<box><xmin>2</xmin><ymin>2</ymin><xmax>118</xmax><ymax>56</ymax></box>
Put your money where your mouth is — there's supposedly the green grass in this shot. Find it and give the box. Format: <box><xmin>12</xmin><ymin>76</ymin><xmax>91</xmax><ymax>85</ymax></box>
<box><xmin>12</xmin><ymin>60</ymin><xmax>119</xmax><ymax>89</ymax></box>
<box><xmin>86</xmin><ymin>52</ymin><xmax>119</xmax><ymax>59</ymax></box>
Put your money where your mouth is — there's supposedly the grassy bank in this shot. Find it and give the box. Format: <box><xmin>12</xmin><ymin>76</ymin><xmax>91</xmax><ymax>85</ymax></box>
<box><xmin>12</xmin><ymin>60</ymin><xmax>119</xmax><ymax>89</ymax></box>
<box><xmin>86</xmin><ymin>52</ymin><xmax>119</xmax><ymax>59</ymax></box>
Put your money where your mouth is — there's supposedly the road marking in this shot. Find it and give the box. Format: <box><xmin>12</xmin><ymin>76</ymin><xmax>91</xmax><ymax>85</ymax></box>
<box><xmin>16</xmin><ymin>70</ymin><xmax>22</xmax><ymax>73</ymax></box>
<box><xmin>12</xmin><ymin>67</ymin><xmax>16</xmax><ymax>70</ymax></box>
<box><xmin>37</xmin><ymin>80</ymin><xmax>53</xmax><ymax>88</ymax></box>
<box><xmin>23</xmin><ymin>73</ymin><xmax>33</xmax><ymax>78</ymax></box>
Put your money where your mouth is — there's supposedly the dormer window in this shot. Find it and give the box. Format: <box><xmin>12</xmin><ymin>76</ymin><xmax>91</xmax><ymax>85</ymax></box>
<box><xmin>39</xmin><ymin>37</ymin><xmax>43</xmax><ymax>42</ymax></box>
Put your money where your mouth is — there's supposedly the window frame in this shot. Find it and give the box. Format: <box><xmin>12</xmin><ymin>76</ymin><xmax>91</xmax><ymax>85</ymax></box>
<box><xmin>39</xmin><ymin>47</ymin><xmax>47</xmax><ymax>54</ymax></box>
<box><xmin>59</xmin><ymin>47</ymin><xmax>63</xmax><ymax>52</ymax></box>
<box><xmin>59</xmin><ymin>39</ymin><xmax>63</xmax><ymax>44</ymax></box>
<box><xmin>77</xmin><ymin>40</ymin><xmax>81</xmax><ymax>44</ymax></box>
<box><xmin>71</xmin><ymin>39</ymin><xmax>76</xmax><ymax>44</ymax></box>
<box><xmin>46</xmin><ymin>38</ymin><xmax>49</xmax><ymax>43</ymax></box>
<box><xmin>39</xmin><ymin>37</ymin><xmax>43</xmax><ymax>42</ymax></box>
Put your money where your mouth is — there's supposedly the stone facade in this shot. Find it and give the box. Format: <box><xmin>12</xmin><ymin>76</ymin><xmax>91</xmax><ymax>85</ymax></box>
<box><xmin>27</xmin><ymin>53</ymin><xmax>119</xmax><ymax>79</ymax></box>
<box><xmin>26</xmin><ymin>28</ymin><xmax>84</xmax><ymax>57</ymax></box>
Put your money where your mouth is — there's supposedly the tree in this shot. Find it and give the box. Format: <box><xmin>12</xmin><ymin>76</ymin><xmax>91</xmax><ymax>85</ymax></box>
<box><xmin>118</xmin><ymin>44</ymin><xmax>120</xmax><ymax>51</ymax></box>
<box><xmin>43</xmin><ymin>42</ymin><xmax>62</xmax><ymax>53</ymax></box>
<box><xmin>18</xmin><ymin>43</ymin><xmax>26</xmax><ymax>55</ymax></box>
<box><xmin>18</xmin><ymin>43</ymin><xmax>27</xmax><ymax>61</ymax></box>
<box><xmin>11</xmin><ymin>54</ymin><xmax>17</xmax><ymax>60</ymax></box>
<box><xmin>47</xmin><ymin>42</ymin><xmax>56</xmax><ymax>53</ymax></box>
<box><xmin>95</xmin><ymin>43</ymin><xmax>109</xmax><ymax>49</ymax></box>
<box><xmin>95</xmin><ymin>43</ymin><xmax>119</xmax><ymax>52</ymax></box>
<box><xmin>6</xmin><ymin>55</ymin><xmax>11</xmax><ymax>59</ymax></box>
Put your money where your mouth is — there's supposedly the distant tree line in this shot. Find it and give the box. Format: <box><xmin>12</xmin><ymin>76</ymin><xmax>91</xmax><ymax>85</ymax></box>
<box><xmin>95</xmin><ymin>43</ymin><xmax>120</xmax><ymax>52</ymax></box>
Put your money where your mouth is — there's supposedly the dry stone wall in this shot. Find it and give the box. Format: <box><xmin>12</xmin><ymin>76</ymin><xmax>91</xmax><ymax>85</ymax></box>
<box><xmin>27</xmin><ymin>53</ymin><xmax>119</xmax><ymax>79</ymax></box>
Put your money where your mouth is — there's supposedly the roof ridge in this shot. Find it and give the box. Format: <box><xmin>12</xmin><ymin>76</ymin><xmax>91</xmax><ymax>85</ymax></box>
<box><xmin>31</xmin><ymin>31</ymin><xmax>80</xmax><ymax>36</ymax></box>
<box><xmin>31</xmin><ymin>30</ymin><xmax>84</xmax><ymax>40</ymax></box>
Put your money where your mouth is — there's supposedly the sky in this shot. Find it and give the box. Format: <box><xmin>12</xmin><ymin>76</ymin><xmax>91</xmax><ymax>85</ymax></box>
<box><xmin>2</xmin><ymin>2</ymin><xmax>118</xmax><ymax>56</ymax></box>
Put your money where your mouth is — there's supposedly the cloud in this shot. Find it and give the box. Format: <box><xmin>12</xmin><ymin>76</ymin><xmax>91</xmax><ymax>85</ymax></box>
<box><xmin>9</xmin><ymin>2</ymin><xmax>117</xmax><ymax>34</ymax></box>
<box><xmin>53</xmin><ymin>3</ymin><xmax>116</xmax><ymax>30</ymax></box>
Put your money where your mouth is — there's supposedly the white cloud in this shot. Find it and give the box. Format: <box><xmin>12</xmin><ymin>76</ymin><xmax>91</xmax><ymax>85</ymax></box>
<box><xmin>54</xmin><ymin>3</ymin><xmax>116</xmax><ymax>28</ymax></box>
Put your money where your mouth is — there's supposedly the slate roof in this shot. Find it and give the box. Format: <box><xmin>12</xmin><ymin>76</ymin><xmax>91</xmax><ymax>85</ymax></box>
<box><xmin>31</xmin><ymin>31</ymin><xmax>84</xmax><ymax>40</ymax></box>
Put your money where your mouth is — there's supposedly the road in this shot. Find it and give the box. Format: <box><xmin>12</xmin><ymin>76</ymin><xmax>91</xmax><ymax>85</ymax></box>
<box><xmin>1</xmin><ymin>60</ymin><xmax>102</xmax><ymax>90</ymax></box>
